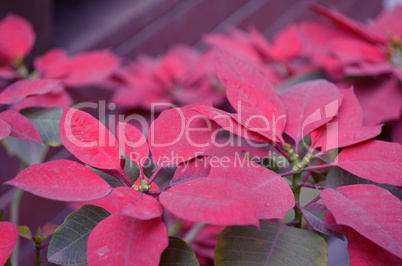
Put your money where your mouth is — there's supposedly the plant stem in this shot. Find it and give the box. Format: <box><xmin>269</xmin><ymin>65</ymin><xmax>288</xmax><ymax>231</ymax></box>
<box><xmin>10</xmin><ymin>188</ymin><xmax>24</xmax><ymax>266</ymax></box>
<box><xmin>300</xmin><ymin>183</ymin><xmax>327</xmax><ymax>190</ymax></box>
<box><xmin>292</xmin><ymin>173</ymin><xmax>302</xmax><ymax>228</ymax></box>
<box><xmin>35</xmin><ymin>242</ymin><xmax>41</xmax><ymax>266</ymax></box>
<box><xmin>148</xmin><ymin>165</ymin><xmax>162</xmax><ymax>184</ymax></box>
<box><xmin>182</xmin><ymin>223</ymin><xmax>206</xmax><ymax>244</ymax></box>
<box><xmin>304</xmin><ymin>195</ymin><xmax>321</xmax><ymax>208</ymax></box>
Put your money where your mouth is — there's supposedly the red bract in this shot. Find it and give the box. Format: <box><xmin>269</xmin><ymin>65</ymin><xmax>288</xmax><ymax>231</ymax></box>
<box><xmin>0</xmin><ymin>79</ymin><xmax>61</xmax><ymax>104</ymax></box>
<box><xmin>35</xmin><ymin>49</ymin><xmax>121</xmax><ymax>87</ymax></box>
<box><xmin>111</xmin><ymin>187</ymin><xmax>163</xmax><ymax>220</ymax></box>
<box><xmin>0</xmin><ymin>222</ymin><xmax>18</xmax><ymax>265</ymax></box>
<box><xmin>5</xmin><ymin>160</ymin><xmax>112</xmax><ymax>201</ymax></box>
<box><xmin>148</xmin><ymin>102</ymin><xmax>220</xmax><ymax>166</ymax></box>
<box><xmin>0</xmin><ymin>110</ymin><xmax>42</xmax><ymax>144</ymax></box>
<box><xmin>278</xmin><ymin>80</ymin><xmax>342</xmax><ymax>147</ymax></box>
<box><xmin>321</xmin><ymin>185</ymin><xmax>402</xmax><ymax>259</ymax></box>
<box><xmin>311</xmin><ymin>88</ymin><xmax>382</xmax><ymax>152</ymax></box>
<box><xmin>0</xmin><ymin>14</ymin><xmax>35</xmax><ymax>64</ymax></box>
<box><xmin>214</xmin><ymin>49</ymin><xmax>286</xmax><ymax>144</ymax></box>
<box><xmin>59</xmin><ymin>108</ymin><xmax>122</xmax><ymax>171</ymax></box>
<box><xmin>336</xmin><ymin>140</ymin><xmax>402</xmax><ymax>186</ymax></box>
<box><xmin>207</xmin><ymin>157</ymin><xmax>294</xmax><ymax>220</ymax></box>
<box><xmin>347</xmin><ymin>229</ymin><xmax>402</xmax><ymax>265</ymax></box>
<box><xmin>87</xmin><ymin>214</ymin><xmax>168</xmax><ymax>265</ymax></box>
<box><xmin>112</xmin><ymin>45</ymin><xmax>223</xmax><ymax>110</ymax></box>
<box><xmin>159</xmin><ymin>177</ymin><xmax>259</xmax><ymax>226</ymax></box>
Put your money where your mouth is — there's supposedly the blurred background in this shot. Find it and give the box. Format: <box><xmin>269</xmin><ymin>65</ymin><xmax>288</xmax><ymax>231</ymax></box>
<box><xmin>0</xmin><ymin>0</ymin><xmax>396</xmax><ymax>265</ymax></box>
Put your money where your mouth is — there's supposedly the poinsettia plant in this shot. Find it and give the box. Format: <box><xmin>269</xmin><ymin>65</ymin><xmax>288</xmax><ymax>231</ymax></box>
<box><xmin>1</xmin><ymin>4</ymin><xmax>401</xmax><ymax>266</ymax></box>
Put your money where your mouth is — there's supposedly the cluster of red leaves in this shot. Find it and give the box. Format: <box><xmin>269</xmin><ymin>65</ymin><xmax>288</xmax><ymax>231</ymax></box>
<box><xmin>1</xmin><ymin>5</ymin><xmax>402</xmax><ymax>266</ymax></box>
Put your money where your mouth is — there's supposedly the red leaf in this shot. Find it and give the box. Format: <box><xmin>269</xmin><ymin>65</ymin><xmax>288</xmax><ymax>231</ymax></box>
<box><xmin>34</xmin><ymin>48</ymin><xmax>69</xmax><ymax>79</ymax></box>
<box><xmin>0</xmin><ymin>79</ymin><xmax>61</xmax><ymax>104</ymax></box>
<box><xmin>62</xmin><ymin>50</ymin><xmax>121</xmax><ymax>87</ymax></box>
<box><xmin>5</xmin><ymin>159</ymin><xmax>112</xmax><ymax>201</ymax></box>
<box><xmin>336</xmin><ymin>140</ymin><xmax>402</xmax><ymax>186</ymax></box>
<box><xmin>215</xmin><ymin>49</ymin><xmax>286</xmax><ymax>143</ymax></box>
<box><xmin>148</xmin><ymin>103</ymin><xmax>219</xmax><ymax>166</ymax></box>
<box><xmin>12</xmin><ymin>90</ymin><xmax>73</xmax><ymax>111</ymax></box>
<box><xmin>0</xmin><ymin>119</ymin><xmax>11</xmax><ymax>141</ymax></box>
<box><xmin>170</xmin><ymin>157</ymin><xmax>211</xmax><ymax>186</ymax></box>
<box><xmin>87</xmin><ymin>214</ymin><xmax>168</xmax><ymax>265</ymax></box>
<box><xmin>59</xmin><ymin>108</ymin><xmax>122</xmax><ymax>171</ymax></box>
<box><xmin>311</xmin><ymin>88</ymin><xmax>382</xmax><ymax>152</ymax></box>
<box><xmin>347</xmin><ymin>228</ymin><xmax>402</xmax><ymax>265</ymax></box>
<box><xmin>372</xmin><ymin>5</ymin><xmax>402</xmax><ymax>39</ymax></box>
<box><xmin>117</xmin><ymin>122</ymin><xmax>149</xmax><ymax>169</ymax></box>
<box><xmin>0</xmin><ymin>110</ymin><xmax>43</xmax><ymax>144</ymax></box>
<box><xmin>278</xmin><ymin>80</ymin><xmax>342</xmax><ymax>146</ymax></box>
<box><xmin>0</xmin><ymin>14</ymin><xmax>35</xmax><ymax>63</ymax></box>
<box><xmin>111</xmin><ymin>187</ymin><xmax>163</xmax><ymax>220</ymax></box>
<box><xmin>207</xmin><ymin>156</ymin><xmax>294</xmax><ymax>220</ymax></box>
<box><xmin>192</xmin><ymin>104</ymin><xmax>270</xmax><ymax>143</ymax></box>
<box><xmin>320</xmin><ymin>184</ymin><xmax>402</xmax><ymax>258</ymax></box>
<box><xmin>159</xmin><ymin>177</ymin><xmax>259</xmax><ymax>226</ymax></box>
<box><xmin>0</xmin><ymin>222</ymin><xmax>18</xmax><ymax>265</ymax></box>
<box><xmin>308</xmin><ymin>3</ymin><xmax>386</xmax><ymax>44</ymax></box>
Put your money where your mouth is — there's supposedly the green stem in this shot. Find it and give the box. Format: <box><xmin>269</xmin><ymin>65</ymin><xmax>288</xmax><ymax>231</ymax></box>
<box><xmin>10</xmin><ymin>188</ymin><xmax>24</xmax><ymax>266</ymax></box>
<box><xmin>35</xmin><ymin>242</ymin><xmax>41</xmax><ymax>266</ymax></box>
<box><xmin>292</xmin><ymin>173</ymin><xmax>302</xmax><ymax>228</ymax></box>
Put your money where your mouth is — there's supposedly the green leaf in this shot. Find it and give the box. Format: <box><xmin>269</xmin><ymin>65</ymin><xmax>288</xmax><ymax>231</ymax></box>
<box><xmin>2</xmin><ymin>136</ymin><xmax>48</xmax><ymax>166</ymax></box>
<box><xmin>160</xmin><ymin>237</ymin><xmax>199</xmax><ymax>265</ymax></box>
<box><xmin>86</xmin><ymin>165</ymin><xmax>124</xmax><ymax>188</ymax></box>
<box><xmin>21</xmin><ymin>107</ymin><xmax>63</xmax><ymax>146</ymax></box>
<box><xmin>326</xmin><ymin>167</ymin><xmax>401</xmax><ymax>200</ymax></box>
<box><xmin>47</xmin><ymin>205</ymin><xmax>110</xmax><ymax>265</ymax></box>
<box><xmin>215</xmin><ymin>220</ymin><xmax>327</xmax><ymax>265</ymax></box>
<box><xmin>17</xmin><ymin>225</ymin><xmax>32</xmax><ymax>240</ymax></box>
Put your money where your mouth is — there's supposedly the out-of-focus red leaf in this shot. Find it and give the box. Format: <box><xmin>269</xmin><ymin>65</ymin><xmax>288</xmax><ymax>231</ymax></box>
<box><xmin>320</xmin><ymin>184</ymin><xmax>402</xmax><ymax>257</ymax></box>
<box><xmin>311</xmin><ymin>88</ymin><xmax>382</xmax><ymax>152</ymax></box>
<box><xmin>0</xmin><ymin>222</ymin><xmax>18</xmax><ymax>265</ymax></box>
<box><xmin>308</xmin><ymin>3</ymin><xmax>386</xmax><ymax>44</ymax></box>
<box><xmin>87</xmin><ymin>214</ymin><xmax>168</xmax><ymax>265</ymax></box>
<box><xmin>215</xmin><ymin>49</ymin><xmax>286</xmax><ymax>143</ymax></box>
<box><xmin>62</xmin><ymin>50</ymin><xmax>121</xmax><ymax>87</ymax></box>
<box><xmin>159</xmin><ymin>177</ymin><xmax>259</xmax><ymax>226</ymax></box>
<box><xmin>0</xmin><ymin>79</ymin><xmax>61</xmax><ymax>104</ymax></box>
<box><xmin>148</xmin><ymin>103</ymin><xmax>219</xmax><ymax>166</ymax></box>
<box><xmin>59</xmin><ymin>108</ymin><xmax>122</xmax><ymax>171</ymax></box>
<box><xmin>372</xmin><ymin>5</ymin><xmax>402</xmax><ymax>39</ymax></box>
<box><xmin>117</xmin><ymin>122</ymin><xmax>149</xmax><ymax>169</ymax></box>
<box><xmin>111</xmin><ymin>187</ymin><xmax>163</xmax><ymax>220</ymax></box>
<box><xmin>0</xmin><ymin>14</ymin><xmax>35</xmax><ymax>63</ymax></box>
<box><xmin>329</xmin><ymin>37</ymin><xmax>385</xmax><ymax>63</ymax></box>
<box><xmin>5</xmin><ymin>159</ymin><xmax>112</xmax><ymax>201</ymax></box>
<box><xmin>336</xmin><ymin>140</ymin><xmax>402</xmax><ymax>186</ymax></box>
<box><xmin>392</xmin><ymin>118</ymin><xmax>402</xmax><ymax>145</ymax></box>
<box><xmin>347</xmin><ymin>228</ymin><xmax>402</xmax><ymax>265</ymax></box>
<box><xmin>0</xmin><ymin>119</ymin><xmax>11</xmax><ymax>140</ymax></box>
<box><xmin>12</xmin><ymin>91</ymin><xmax>73</xmax><ymax>111</ymax></box>
<box><xmin>352</xmin><ymin>78</ymin><xmax>402</xmax><ymax>125</ymax></box>
<box><xmin>278</xmin><ymin>80</ymin><xmax>342</xmax><ymax>145</ymax></box>
<box><xmin>207</xmin><ymin>156</ymin><xmax>294</xmax><ymax>220</ymax></box>
<box><xmin>0</xmin><ymin>110</ymin><xmax>43</xmax><ymax>144</ymax></box>
<box><xmin>34</xmin><ymin>48</ymin><xmax>69</xmax><ymax>79</ymax></box>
